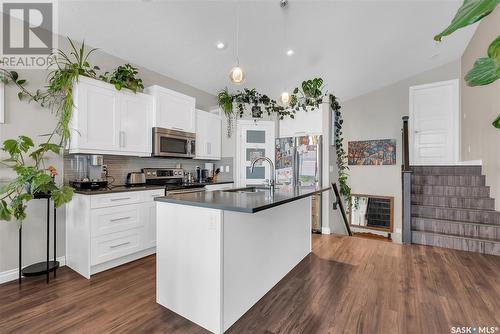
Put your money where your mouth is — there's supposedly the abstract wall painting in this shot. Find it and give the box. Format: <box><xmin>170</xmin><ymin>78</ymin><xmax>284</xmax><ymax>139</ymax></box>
<box><xmin>348</xmin><ymin>139</ymin><xmax>396</xmax><ymax>166</ymax></box>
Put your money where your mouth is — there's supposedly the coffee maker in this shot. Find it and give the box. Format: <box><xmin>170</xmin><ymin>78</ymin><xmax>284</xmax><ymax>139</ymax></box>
<box><xmin>69</xmin><ymin>155</ymin><xmax>108</xmax><ymax>190</ymax></box>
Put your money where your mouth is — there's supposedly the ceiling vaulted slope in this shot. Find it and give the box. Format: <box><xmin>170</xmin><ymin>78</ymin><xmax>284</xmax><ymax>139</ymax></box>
<box><xmin>59</xmin><ymin>1</ymin><xmax>476</xmax><ymax>101</ymax></box>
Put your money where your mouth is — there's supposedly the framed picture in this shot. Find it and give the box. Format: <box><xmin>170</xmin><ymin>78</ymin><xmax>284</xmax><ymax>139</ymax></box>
<box><xmin>348</xmin><ymin>139</ymin><xmax>396</xmax><ymax>165</ymax></box>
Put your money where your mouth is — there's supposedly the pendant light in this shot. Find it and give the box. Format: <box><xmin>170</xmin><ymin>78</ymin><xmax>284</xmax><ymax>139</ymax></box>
<box><xmin>280</xmin><ymin>91</ymin><xmax>290</xmax><ymax>105</ymax></box>
<box><xmin>279</xmin><ymin>0</ymin><xmax>290</xmax><ymax>106</ymax></box>
<box><xmin>229</xmin><ymin>1</ymin><xmax>246</xmax><ymax>84</ymax></box>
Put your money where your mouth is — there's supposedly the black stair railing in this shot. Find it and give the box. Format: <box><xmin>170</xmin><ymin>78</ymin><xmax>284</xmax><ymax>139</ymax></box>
<box><xmin>401</xmin><ymin>116</ymin><xmax>412</xmax><ymax>244</ymax></box>
<box><xmin>332</xmin><ymin>183</ymin><xmax>352</xmax><ymax>236</ymax></box>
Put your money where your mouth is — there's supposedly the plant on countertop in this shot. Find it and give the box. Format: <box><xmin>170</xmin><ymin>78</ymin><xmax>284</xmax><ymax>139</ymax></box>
<box><xmin>434</xmin><ymin>0</ymin><xmax>500</xmax><ymax>128</ymax></box>
<box><xmin>330</xmin><ymin>94</ymin><xmax>351</xmax><ymax>202</ymax></box>
<box><xmin>0</xmin><ymin>38</ymin><xmax>145</xmax><ymax>224</ymax></box>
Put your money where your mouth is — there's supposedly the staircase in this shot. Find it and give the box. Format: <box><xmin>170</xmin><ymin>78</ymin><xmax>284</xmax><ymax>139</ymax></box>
<box><xmin>410</xmin><ymin>166</ymin><xmax>500</xmax><ymax>256</ymax></box>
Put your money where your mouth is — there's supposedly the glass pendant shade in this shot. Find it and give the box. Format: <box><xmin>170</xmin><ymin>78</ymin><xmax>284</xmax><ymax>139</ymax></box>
<box><xmin>229</xmin><ymin>66</ymin><xmax>246</xmax><ymax>84</ymax></box>
<box><xmin>280</xmin><ymin>91</ymin><xmax>290</xmax><ymax>105</ymax></box>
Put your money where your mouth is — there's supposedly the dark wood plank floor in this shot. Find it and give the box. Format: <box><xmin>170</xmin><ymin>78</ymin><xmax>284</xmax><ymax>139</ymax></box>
<box><xmin>1</xmin><ymin>235</ymin><xmax>499</xmax><ymax>333</ymax></box>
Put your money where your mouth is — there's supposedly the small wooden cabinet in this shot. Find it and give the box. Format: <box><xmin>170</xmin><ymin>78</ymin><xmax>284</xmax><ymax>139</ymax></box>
<box><xmin>195</xmin><ymin>109</ymin><xmax>221</xmax><ymax>160</ymax></box>
<box><xmin>144</xmin><ymin>85</ymin><xmax>196</xmax><ymax>133</ymax></box>
<box><xmin>69</xmin><ymin>76</ymin><xmax>153</xmax><ymax>157</ymax></box>
<box><xmin>66</xmin><ymin>189</ymin><xmax>164</xmax><ymax>279</ymax></box>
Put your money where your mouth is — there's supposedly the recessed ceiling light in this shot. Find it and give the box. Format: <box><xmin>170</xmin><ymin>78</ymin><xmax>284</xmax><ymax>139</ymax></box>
<box><xmin>216</xmin><ymin>42</ymin><xmax>226</xmax><ymax>50</ymax></box>
<box><xmin>286</xmin><ymin>49</ymin><xmax>294</xmax><ymax>56</ymax></box>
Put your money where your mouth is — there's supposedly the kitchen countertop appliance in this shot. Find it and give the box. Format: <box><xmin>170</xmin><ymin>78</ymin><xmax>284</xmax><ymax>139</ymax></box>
<box><xmin>152</xmin><ymin>127</ymin><xmax>196</xmax><ymax>158</ymax></box>
<box><xmin>69</xmin><ymin>154</ymin><xmax>108</xmax><ymax>190</ymax></box>
<box><xmin>126</xmin><ymin>172</ymin><xmax>146</xmax><ymax>186</ymax></box>
<box><xmin>143</xmin><ymin>168</ymin><xmax>206</xmax><ymax>195</ymax></box>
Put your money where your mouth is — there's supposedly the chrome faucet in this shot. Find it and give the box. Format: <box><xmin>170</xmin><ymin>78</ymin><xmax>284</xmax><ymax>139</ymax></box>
<box><xmin>250</xmin><ymin>156</ymin><xmax>275</xmax><ymax>195</ymax></box>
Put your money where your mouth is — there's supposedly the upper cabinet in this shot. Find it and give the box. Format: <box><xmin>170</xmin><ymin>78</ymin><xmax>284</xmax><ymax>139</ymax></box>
<box><xmin>279</xmin><ymin>108</ymin><xmax>324</xmax><ymax>137</ymax></box>
<box><xmin>144</xmin><ymin>85</ymin><xmax>196</xmax><ymax>133</ymax></box>
<box><xmin>195</xmin><ymin>109</ymin><xmax>221</xmax><ymax>160</ymax></box>
<box><xmin>69</xmin><ymin>76</ymin><xmax>153</xmax><ymax>157</ymax></box>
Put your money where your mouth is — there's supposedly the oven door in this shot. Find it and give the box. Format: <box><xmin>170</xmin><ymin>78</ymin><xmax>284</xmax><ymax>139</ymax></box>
<box><xmin>153</xmin><ymin>129</ymin><xmax>194</xmax><ymax>158</ymax></box>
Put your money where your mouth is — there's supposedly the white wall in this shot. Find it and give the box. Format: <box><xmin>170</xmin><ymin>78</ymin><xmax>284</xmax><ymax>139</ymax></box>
<box><xmin>340</xmin><ymin>60</ymin><xmax>461</xmax><ymax>242</ymax></box>
<box><xmin>461</xmin><ymin>8</ymin><xmax>500</xmax><ymax>210</ymax></box>
<box><xmin>0</xmin><ymin>36</ymin><xmax>215</xmax><ymax>274</ymax></box>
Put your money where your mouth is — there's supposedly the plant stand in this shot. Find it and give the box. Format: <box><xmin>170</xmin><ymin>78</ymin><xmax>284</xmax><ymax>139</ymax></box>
<box><xmin>19</xmin><ymin>193</ymin><xmax>58</xmax><ymax>284</ymax></box>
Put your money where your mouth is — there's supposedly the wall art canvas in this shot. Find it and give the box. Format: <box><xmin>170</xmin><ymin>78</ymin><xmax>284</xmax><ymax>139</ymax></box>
<box><xmin>348</xmin><ymin>139</ymin><xmax>396</xmax><ymax>165</ymax></box>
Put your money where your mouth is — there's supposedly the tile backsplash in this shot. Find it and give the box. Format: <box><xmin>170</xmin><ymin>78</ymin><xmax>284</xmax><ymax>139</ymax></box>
<box><xmin>64</xmin><ymin>154</ymin><xmax>234</xmax><ymax>186</ymax></box>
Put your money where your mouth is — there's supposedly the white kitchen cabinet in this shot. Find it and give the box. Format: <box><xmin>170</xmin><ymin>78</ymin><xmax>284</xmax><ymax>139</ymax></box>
<box><xmin>195</xmin><ymin>109</ymin><xmax>221</xmax><ymax>160</ymax></box>
<box><xmin>144</xmin><ymin>85</ymin><xmax>196</xmax><ymax>133</ymax></box>
<box><xmin>279</xmin><ymin>108</ymin><xmax>323</xmax><ymax>137</ymax></box>
<box><xmin>69</xmin><ymin>76</ymin><xmax>153</xmax><ymax>157</ymax></box>
<box><xmin>120</xmin><ymin>91</ymin><xmax>153</xmax><ymax>154</ymax></box>
<box><xmin>66</xmin><ymin>188</ymin><xmax>164</xmax><ymax>279</ymax></box>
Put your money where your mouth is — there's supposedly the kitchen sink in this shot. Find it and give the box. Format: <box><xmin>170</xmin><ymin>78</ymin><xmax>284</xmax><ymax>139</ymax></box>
<box><xmin>223</xmin><ymin>187</ymin><xmax>270</xmax><ymax>193</ymax></box>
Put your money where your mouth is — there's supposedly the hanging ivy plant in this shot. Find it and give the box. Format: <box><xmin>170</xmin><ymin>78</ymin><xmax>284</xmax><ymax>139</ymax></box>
<box><xmin>0</xmin><ymin>38</ymin><xmax>145</xmax><ymax>225</ymax></box>
<box><xmin>330</xmin><ymin>94</ymin><xmax>351</xmax><ymax>202</ymax></box>
<box><xmin>217</xmin><ymin>77</ymin><xmax>327</xmax><ymax>138</ymax></box>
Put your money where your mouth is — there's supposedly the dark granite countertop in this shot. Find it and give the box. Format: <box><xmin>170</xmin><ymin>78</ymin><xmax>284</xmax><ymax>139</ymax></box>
<box><xmin>154</xmin><ymin>185</ymin><xmax>330</xmax><ymax>213</ymax></box>
<box><xmin>74</xmin><ymin>181</ymin><xmax>234</xmax><ymax>195</ymax></box>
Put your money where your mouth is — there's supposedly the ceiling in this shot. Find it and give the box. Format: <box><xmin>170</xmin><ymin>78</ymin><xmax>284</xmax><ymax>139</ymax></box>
<box><xmin>58</xmin><ymin>0</ymin><xmax>477</xmax><ymax>101</ymax></box>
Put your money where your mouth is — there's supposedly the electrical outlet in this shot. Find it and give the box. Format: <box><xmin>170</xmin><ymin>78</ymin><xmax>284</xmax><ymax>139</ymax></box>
<box><xmin>102</xmin><ymin>164</ymin><xmax>108</xmax><ymax>176</ymax></box>
<box><xmin>225</xmin><ymin>165</ymin><xmax>230</xmax><ymax>173</ymax></box>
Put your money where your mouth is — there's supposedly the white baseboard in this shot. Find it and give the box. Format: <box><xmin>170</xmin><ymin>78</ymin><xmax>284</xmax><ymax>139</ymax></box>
<box><xmin>321</xmin><ymin>226</ymin><xmax>331</xmax><ymax>235</ymax></box>
<box><xmin>0</xmin><ymin>256</ymin><xmax>66</xmax><ymax>284</ymax></box>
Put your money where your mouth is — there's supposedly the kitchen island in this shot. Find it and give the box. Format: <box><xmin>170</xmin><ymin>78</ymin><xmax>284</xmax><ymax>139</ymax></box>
<box><xmin>154</xmin><ymin>186</ymin><xmax>329</xmax><ymax>334</ymax></box>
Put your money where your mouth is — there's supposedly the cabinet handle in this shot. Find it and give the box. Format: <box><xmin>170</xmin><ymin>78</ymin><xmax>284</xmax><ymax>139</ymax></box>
<box><xmin>110</xmin><ymin>216</ymin><xmax>131</xmax><ymax>222</ymax></box>
<box><xmin>110</xmin><ymin>197</ymin><xmax>131</xmax><ymax>201</ymax></box>
<box><xmin>110</xmin><ymin>241</ymin><xmax>131</xmax><ymax>249</ymax></box>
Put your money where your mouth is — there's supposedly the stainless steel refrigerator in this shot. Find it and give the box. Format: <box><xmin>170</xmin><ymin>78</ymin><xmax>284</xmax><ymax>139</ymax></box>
<box><xmin>275</xmin><ymin>135</ymin><xmax>323</xmax><ymax>232</ymax></box>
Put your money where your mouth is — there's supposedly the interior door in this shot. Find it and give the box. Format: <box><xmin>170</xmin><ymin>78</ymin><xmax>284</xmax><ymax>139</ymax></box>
<box><xmin>120</xmin><ymin>92</ymin><xmax>153</xmax><ymax>156</ymax></box>
<box><xmin>237</xmin><ymin>121</ymin><xmax>275</xmax><ymax>187</ymax></box>
<box><xmin>409</xmin><ymin>79</ymin><xmax>459</xmax><ymax>165</ymax></box>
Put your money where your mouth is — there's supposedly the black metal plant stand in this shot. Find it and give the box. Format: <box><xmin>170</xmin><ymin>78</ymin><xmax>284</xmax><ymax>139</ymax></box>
<box><xmin>18</xmin><ymin>193</ymin><xmax>59</xmax><ymax>284</ymax></box>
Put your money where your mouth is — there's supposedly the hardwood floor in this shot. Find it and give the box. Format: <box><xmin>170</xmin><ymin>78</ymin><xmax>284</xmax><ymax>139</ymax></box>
<box><xmin>1</xmin><ymin>235</ymin><xmax>499</xmax><ymax>333</ymax></box>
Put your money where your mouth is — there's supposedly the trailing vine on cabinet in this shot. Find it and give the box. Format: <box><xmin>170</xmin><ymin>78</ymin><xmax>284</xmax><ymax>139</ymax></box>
<box><xmin>0</xmin><ymin>38</ymin><xmax>145</xmax><ymax>225</ymax></box>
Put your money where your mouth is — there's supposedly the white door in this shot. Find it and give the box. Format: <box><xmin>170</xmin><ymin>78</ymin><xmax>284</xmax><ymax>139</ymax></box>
<box><xmin>75</xmin><ymin>80</ymin><xmax>120</xmax><ymax>151</ymax></box>
<box><xmin>120</xmin><ymin>92</ymin><xmax>153</xmax><ymax>156</ymax></box>
<box><xmin>236</xmin><ymin>121</ymin><xmax>275</xmax><ymax>187</ymax></box>
<box><xmin>409</xmin><ymin>79</ymin><xmax>459</xmax><ymax>165</ymax></box>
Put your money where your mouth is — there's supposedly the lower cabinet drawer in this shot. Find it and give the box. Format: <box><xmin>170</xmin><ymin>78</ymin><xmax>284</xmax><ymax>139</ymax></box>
<box><xmin>91</xmin><ymin>227</ymin><xmax>145</xmax><ymax>266</ymax></box>
<box><xmin>91</xmin><ymin>204</ymin><xmax>143</xmax><ymax>237</ymax></box>
<box><xmin>91</xmin><ymin>192</ymin><xmax>142</xmax><ymax>209</ymax></box>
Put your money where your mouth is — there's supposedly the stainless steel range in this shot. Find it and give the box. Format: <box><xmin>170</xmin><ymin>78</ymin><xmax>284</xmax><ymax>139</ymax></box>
<box><xmin>143</xmin><ymin>168</ymin><xmax>206</xmax><ymax>195</ymax></box>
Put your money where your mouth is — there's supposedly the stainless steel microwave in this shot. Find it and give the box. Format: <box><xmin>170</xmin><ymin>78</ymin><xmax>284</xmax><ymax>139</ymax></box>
<box><xmin>152</xmin><ymin>127</ymin><xmax>196</xmax><ymax>158</ymax></box>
